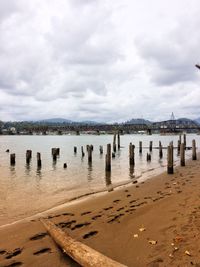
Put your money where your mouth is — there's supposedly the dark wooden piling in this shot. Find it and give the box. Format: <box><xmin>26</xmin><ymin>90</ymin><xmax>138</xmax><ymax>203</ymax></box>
<box><xmin>86</xmin><ymin>145</ymin><xmax>89</xmax><ymax>152</ymax></box>
<box><xmin>81</xmin><ymin>146</ymin><xmax>85</xmax><ymax>157</ymax></box>
<box><xmin>88</xmin><ymin>145</ymin><xmax>92</xmax><ymax>163</ymax></box>
<box><xmin>149</xmin><ymin>141</ymin><xmax>153</xmax><ymax>152</ymax></box>
<box><xmin>159</xmin><ymin>141</ymin><xmax>163</xmax><ymax>159</ymax></box>
<box><xmin>26</xmin><ymin>150</ymin><xmax>32</xmax><ymax>164</ymax></box>
<box><xmin>113</xmin><ymin>133</ymin><xmax>116</xmax><ymax>152</ymax></box>
<box><xmin>177</xmin><ymin>140</ymin><xmax>181</xmax><ymax>155</ymax></box>
<box><xmin>179</xmin><ymin>134</ymin><xmax>182</xmax><ymax>144</ymax></box>
<box><xmin>192</xmin><ymin>139</ymin><xmax>197</xmax><ymax>160</ymax></box>
<box><xmin>74</xmin><ymin>147</ymin><xmax>77</xmax><ymax>154</ymax></box>
<box><xmin>180</xmin><ymin>143</ymin><xmax>185</xmax><ymax>166</ymax></box>
<box><xmin>56</xmin><ymin>148</ymin><xmax>60</xmax><ymax>156</ymax></box>
<box><xmin>105</xmin><ymin>144</ymin><xmax>111</xmax><ymax>172</ymax></box>
<box><xmin>146</xmin><ymin>153</ymin><xmax>151</xmax><ymax>161</ymax></box>
<box><xmin>167</xmin><ymin>144</ymin><xmax>173</xmax><ymax>174</ymax></box>
<box><xmin>112</xmin><ymin>152</ymin><xmax>115</xmax><ymax>158</ymax></box>
<box><xmin>10</xmin><ymin>153</ymin><xmax>15</xmax><ymax>165</ymax></box>
<box><xmin>139</xmin><ymin>141</ymin><xmax>142</xmax><ymax>154</ymax></box>
<box><xmin>117</xmin><ymin>132</ymin><xmax>120</xmax><ymax>150</ymax></box>
<box><xmin>129</xmin><ymin>143</ymin><xmax>135</xmax><ymax>166</ymax></box>
<box><xmin>37</xmin><ymin>152</ymin><xmax>42</xmax><ymax>168</ymax></box>
<box><xmin>99</xmin><ymin>146</ymin><xmax>103</xmax><ymax>154</ymax></box>
<box><xmin>52</xmin><ymin>148</ymin><xmax>57</xmax><ymax>161</ymax></box>
<box><xmin>63</xmin><ymin>163</ymin><xmax>67</xmax><ymax>168</ymax></box>
<box><xmin>183</xmin><ymin>134</ymin><xmax>186</xmax><ymax>149</ymax></box>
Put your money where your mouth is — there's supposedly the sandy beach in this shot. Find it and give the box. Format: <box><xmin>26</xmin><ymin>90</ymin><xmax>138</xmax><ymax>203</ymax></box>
<box><xmin>0</xmin><ymin>154</ymin><xmax>200</xmax><ymax>267</ymax></box>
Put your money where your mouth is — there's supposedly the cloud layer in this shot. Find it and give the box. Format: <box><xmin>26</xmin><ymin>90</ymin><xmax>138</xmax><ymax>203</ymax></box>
<box><xmin>0</xmin><ymin>0</ymin><xmax>200</xmax><ymax>122</ymax></box>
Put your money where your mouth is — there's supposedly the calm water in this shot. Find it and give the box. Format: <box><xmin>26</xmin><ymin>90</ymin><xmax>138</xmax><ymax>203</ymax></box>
<box><xmin>0</xmin><ymin>134</ymin><xmax>199</xmax><ymax>225</ymax></box>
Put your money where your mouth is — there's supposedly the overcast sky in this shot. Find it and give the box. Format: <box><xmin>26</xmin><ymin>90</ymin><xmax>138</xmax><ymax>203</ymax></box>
<box><xmin>0</xmin><ymin>0</ymin><xmax>200</xmax><ymax>122</ymax></box>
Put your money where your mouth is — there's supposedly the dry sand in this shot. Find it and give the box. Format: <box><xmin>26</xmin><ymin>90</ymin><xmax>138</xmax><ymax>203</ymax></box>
<box><xmin>0</xmin><ymin>155</ymin><xmax>200</xmax><ymax>267</ymax></box>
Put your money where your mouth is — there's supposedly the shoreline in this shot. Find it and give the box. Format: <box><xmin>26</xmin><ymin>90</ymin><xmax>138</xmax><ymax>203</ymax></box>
<box><xmin>0</xmin><ymin>154</ymin><xmax>200</xmax><ymax>266</ymax></box>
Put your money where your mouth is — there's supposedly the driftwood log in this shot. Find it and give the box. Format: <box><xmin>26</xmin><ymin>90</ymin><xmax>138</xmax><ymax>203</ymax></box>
<box><xmin>41</xmin><ymin>219</ymin><xmax>127</xmax><ymax>267</ymax></box>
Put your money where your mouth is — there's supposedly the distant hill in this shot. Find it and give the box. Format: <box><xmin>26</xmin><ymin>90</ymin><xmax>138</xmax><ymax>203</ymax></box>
<box><xmin>125</xmin><ymin>118</ymin><xmax>152</xmax><ymax>125</ymax></box>
<box><xmin>195</xmin><ymin>118</ymin><xmax>200</xmax><ymax>124</ymax></box>
<box><xmin>36</xmin><ymin>118</ymin><xmax>73</xmax><ymax>124</ymax></box>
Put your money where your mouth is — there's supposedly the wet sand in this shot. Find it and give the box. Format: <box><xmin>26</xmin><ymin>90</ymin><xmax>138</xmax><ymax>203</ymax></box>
<box><xmin>0</xmin><ymin>155</ymin><xmax>200</xmax><ymax>267</ymax></box>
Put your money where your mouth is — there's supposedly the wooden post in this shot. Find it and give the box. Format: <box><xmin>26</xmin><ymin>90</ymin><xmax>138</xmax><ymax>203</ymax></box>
<box><xmin>63</xmin><ymin>163</ymin><xmax>67</xmax><ymax>168</ymax></box>
<box><xmin>10</xmin><ymin>153</ymin><xmax>15</xmax><ymax>165</ymax></box>
<box><xmin>183</xmin><ymin>134</ymin><xmax>186</xmax><ymax>149</ymax></box>
<box><xmin>26</xmin><ymin>150</ymin><xmax>32</xmax><ymax>164</ymax></box>
<box><xmin>74</xmin><ymin>146</ymin><xmax>77</xmax><ymax>154</ymax></box>
<box><xmin>129</xmin><ymin>143</ymin><xmax>135</xmax><ymax>166</ymax></box>
<box><xmin>180</xmin><ymin>143</ymin><xmax>185</xmax><ymax>166</ymax></box>
<box><xmin>139</xmin><ymin>141</ymin><xmax>142</xmax><ymax>154</ymax></box>
<box><xmin>56</xmin><ymin>148</ymin><xmax>60</xmax><ymax>156</ymax></box>
<box><xmin>192</xmin><ymin>139</ymin><xmax>197</xmax><ymax>160</ymax></box>
<box><xmin>88</xmin><ymin>145</ymin><xmax>92</xmax><ymax>163</ymax></box>
<box><xmin>113</xmin><ymin>133</ymin><xmax>116</xmax><ymax>152</ymax></box>
<box><xmin>81</xmin><ymin>146</ymin><xmax>85</xmax><ymax>157</ymax></box>
<box><xmin>149</xmin><ymin>141</ymin><xmax>153</xmax><ymax>152</ymax></box>
<box><xmin>37</xmin><ymin>152</ymin><xmax>42</xmax><ymax>168</ymax></box>
<box><xmin>167</xmin><ymin>145</ymin><xmax>173</xmax><ymax>174</ymax></box>
<box><xmin>179</xmin><ymin>134</ymin><xmax>182</xmax><ymax>144</ymax></box>
<box><xmin>146</xmin><ymin>153</ymin><xmax>151</xmax><ymax>161</ymax></box>
<box><xmin>41</xmin><ymin>219</ymin><xmax>127</xmax><ymax>267</ymax></box>
<box><xmin>117</xmin><ymin>132</ymin><xmax>120</xmax><ymax>150</ymax></box>
<box><xmin>52</xmin><ymin>148</ymin><xmax>57</xmax><ymax>161</ymax></box>
<box><xmin>159</xmin><ymin>141</ymin><xmax>163</xmax><ymax>159</ymax></box>
<box><xmin>99</xmin><ymin>146</ymin><xmax>103</xmax><ymax>154</ymax></box>
<box><xmin>105</xmin><ymin>144</ymin><xmax>111</xmax><ymax>172</ymax></box>
<box><xmin>177</xmin><ymin>140</ymin><xmax>181</xmax><ymax>155</ymax></box>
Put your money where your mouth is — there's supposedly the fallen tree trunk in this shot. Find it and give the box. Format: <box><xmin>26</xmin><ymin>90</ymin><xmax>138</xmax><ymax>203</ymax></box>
<box><xmin>41</xmin><ymin>218</ymin><xmax>127</xmax><ymax>267</ymax></box>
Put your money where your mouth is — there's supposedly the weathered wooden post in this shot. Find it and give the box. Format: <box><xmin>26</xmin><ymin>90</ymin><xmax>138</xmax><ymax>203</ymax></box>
<box><xmin>146</xmin><ymin>153</ymin><xmax>151</xmax><ymax>161</ymax></box>
<box><xmin>180</xmin><ymin>143</ymin><xmax>185</xmax><ymax>166</ymax></box>
<box><xmin>56</xmin><ymin>148</ymin><xmax>60</xmax><ymax>156</ymax></box>
<box><xmin>91</xmin><ymin>145</ymin><xmax>94</xmax><ymax>151</ymax></box>
<box><xmin>149</xmin><ymin>141</ymin><xmax>153</xmax><ymax>152</ymax></box>
<box><xmin>105</xmin><ymin>144</ymin><xmax>111</xmax><ymax>172</ymax></box>
<box><xmin>10</xmin><ymin>153</ymin><xmax>15</xmax><ymax>165</ymax></box>
<box><xmin>179</xmin><ymin>134</ymin><xmax>182</xmax><ymax>144</ymax></box>
<box><xmin>183</xmin><ymin>134</ymin><xmax>186</xmax><ymax>149</ymax></box>
<box><xmin>52</xmin><ymin>148</ymin><xmax>57</xmax><ymax>161</ymax></box>
<box><xmin>63</xmin><ymin>163</ymin><xmax>67</xmax><ymax>168</ymax></box>
<box><xmin>86</xmin><ymin>145</ymin><xmax>89</xmax><ymax>152</ymax></box>
<box><xmin>37</xmin><ymin>152</ymin><xmax>42</xmax><ymax>168</ymax></box>
<box><xmin>159</xmin><ymin>141</ymin><xmax>163</xmax><ymax>159</ymax></box>
<box><xmin>167</xmin><ymin>145</ymin><xmax>173</xmax><ymax>174</ymax></box>
<box><xmin>129</xmin><ymin>143</ymin><xmax>135</xmax><ymax>166</ymax></box>
<box><xmin>177</xmin><ymin>140</ymin><xmax>181</xmax><ymax>155</ymax></box>
<box><xmin>117</xmin><ymin>132</ymin><xmax>120</xmax><ymax>150</ymax></box>
<box><xmin>192</xmin><ymin>139</ymin><xmax>197</xmax><ymax>160</ymax></box>
<box><xmin>88</xmin><ymin>145</ymin><xmax>92</xmax><ymax>163</ymax></box>
<box><xmin>81</xmin><ymin>146</ymin><xmax>85</xmax><ymax>157</ymax></box>
<box><xmin>113</xmin><ymin>133</ymin><xmax>116</xmax><ymax>152</ymax></box>
<box><xmin>74</xmin><ymin>146</ymin><xmax>77</xmax><ymax>154</ymax></box>
<box><xmin>99</xmin><ymin>145</ymin><xmax>103</xmax><ymax>154</ymax></box>
<box><xmin>26</xmin><ymin>150</ymin><xmax>32</xmax><ymax>164</ymax></box>
<box><xmin>139</xmin><ymin>141</ymin><xmax>142</xmax><ymax>154</ymax></box>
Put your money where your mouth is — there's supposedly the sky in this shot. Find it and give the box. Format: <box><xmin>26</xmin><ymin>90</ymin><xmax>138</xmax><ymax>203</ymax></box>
<box><xmin>0</xmin><ymin>0</ymin><xmax>200</xmax><ymax>122</ymax></box>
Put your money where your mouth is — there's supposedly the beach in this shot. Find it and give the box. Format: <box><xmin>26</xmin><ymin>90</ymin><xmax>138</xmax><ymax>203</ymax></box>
<box><xmin>0</xmin><ymin>154</ymin><xmax>199</xmax><ymax>267</ymax></box>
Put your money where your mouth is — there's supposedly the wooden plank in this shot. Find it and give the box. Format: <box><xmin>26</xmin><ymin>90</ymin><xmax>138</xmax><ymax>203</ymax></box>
<box><xmin>41</xmin><ymin>219</ymin><xmax>127</xmax><ymax>267</ymax></box>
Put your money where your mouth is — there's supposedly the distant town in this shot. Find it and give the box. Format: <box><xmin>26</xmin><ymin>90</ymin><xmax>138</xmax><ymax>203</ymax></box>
<box><xmin>0</xmin><ymin>116</ymin><xmax>200</xmax><ymax>135</ymax></box>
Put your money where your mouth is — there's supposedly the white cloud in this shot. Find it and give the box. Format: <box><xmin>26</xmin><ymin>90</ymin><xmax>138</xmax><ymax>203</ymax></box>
<box><xmin>0</xmin><ymin>0</ymin><xmax>200</xmax><ymax>122</ymax></box>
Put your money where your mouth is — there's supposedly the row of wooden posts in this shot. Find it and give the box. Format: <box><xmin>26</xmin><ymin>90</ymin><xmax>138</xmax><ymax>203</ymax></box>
<box><xmin>9</xmin><ymin>133</ymin><xmax>197</xmax><ymax>176</ymax></box>
<box><xmin>167</xmin><ymin>138</ymin><xmax>197</xmax><ymax>174</ymax></box>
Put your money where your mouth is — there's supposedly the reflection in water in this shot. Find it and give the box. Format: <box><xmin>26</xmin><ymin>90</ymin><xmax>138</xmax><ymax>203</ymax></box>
<box><xmin>25</xmin><ymin>163</ymin><xmax>31</xmax><ymax>176</ymax></box>
<box><xmin>105</xmin><ymin>171</ymin><xmax>113</xmax><ymax>192</ymax></box>
<box><xmin>9</xmin><ymin>165</ymin><xmax>16</xmax><ymax>178</ymax></box>
<box><xmin>36</xmin><ymin>166</ymin><xmax>42</xmax><ymax>177</ymax></box>
<box><xmin>52</xmin><ymin>160</ymin><xmax>57</xmax><ymax>171</ymax></box>
<box><xmin>87</xmin><ymin>162</ymin><xmax>93</xmax><ymax>182</ymax></box>
<box><xmin>129</xmin><ymin>165</ymin><xmax>135</xmax><ymax>179</ymax></box>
